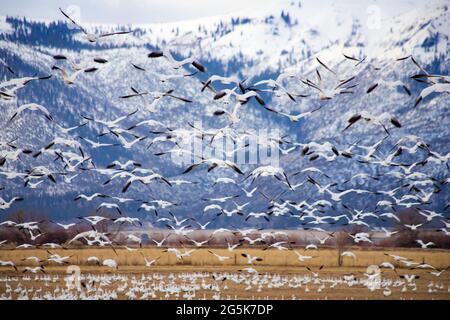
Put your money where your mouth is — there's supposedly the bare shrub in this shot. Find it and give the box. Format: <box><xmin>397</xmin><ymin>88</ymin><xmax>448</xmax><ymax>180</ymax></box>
<box><xmin>333</xmin><ymin>231</ymin><xmax>352</xmax><ymax>266</ymax></box>
<box><xmin>392</xmin><ymin>208</ymin><xmax>424</xmax><ymax>248</ymax></box>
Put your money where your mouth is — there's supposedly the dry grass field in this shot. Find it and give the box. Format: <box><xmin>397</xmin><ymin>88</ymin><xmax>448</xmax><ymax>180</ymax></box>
<box><xmin>0</xmin><ymin>247</ymin><xmax>449</xmax><ymax>300</ymax></box>
<box><xmin>0</xmin><ymin>246</ymin><xmax>449</xmax><ymax>268</ymax></box>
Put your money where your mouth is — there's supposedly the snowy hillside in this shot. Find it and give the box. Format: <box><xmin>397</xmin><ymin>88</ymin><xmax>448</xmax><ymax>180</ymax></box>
<box><xmin>0</xmin><ymin>0</ymin><xmax>448</xmax><ymax>228</ymax></box>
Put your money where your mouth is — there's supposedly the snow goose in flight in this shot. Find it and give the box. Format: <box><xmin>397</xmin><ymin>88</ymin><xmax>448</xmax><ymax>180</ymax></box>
<box><xmin>202</xmin><ymin>195</ymin><xmax>239</xmax><ymax>203</ymax></box>
<box><xmin>379</xmin><ymin>212</ymin><xmax>400</xmax><ymax>223</ymax></box>
<box><xmin>23</xmin><ymin>266</ymin><xmax>45</xmax><ymax>274</ymax></box>
<box><xmin>299</xmin><ymin>141</ymin><xmax>340</xmax><ymax>161</ymax></box>
<box><xmin>341</xmin><ymin>251</ymin><xmax>357</xmax><ymax>260</ymax></box>
<box><xmin>186</xmin><ymin>237</ymin><xmax>212</xmax><ymax>248</ymax></box>
<box><xmin>0</xmin><ymin>75</ymin><xmax>51</xmax><ymax>90</ymax></box>
<box><xmin>201</xmin><ymin>75</ymin><xmax>244</xmax><ymax>92</ymax></box>
<box><xmin>264</xmin><ymin>241</ymin><xmax>290</xmax><ymax>251</ymax></box>
<box><xmin>208</xmin><ymin>250</ymin><xmax>231</xmax><ymax>262</ymax></box>
<box><xmin>14</xmin><ymin>221</ymin><xmax>41</xmax><ymax>233</ymax></box>
<box><xmin>151</xmin><ymin>235</ymin><xmax>169</xmax><ymax>247</ymax></box>
<box><xmin>82</xmin><ymin>109</ymin><xmax>138</xmax><ymax>130</ymax></box>
<box><xmin>301</xmin><ymin>58</ymin><xmax>356</xmax><ymax>100</ymax></box>
<box><xmin>21</xmin><ymin>256</ymin><xmax>42</xmax><ymax>263</ymax></box>
<box><xmin>0</xmin><ymin>148</ymin><xmax>32</xmax><ymax>166</ymax></box>
<box><xmin>191</xmin><ymin>218</ymin><xmax>215</xmax><ymax>230</ymax></box>
<box><xmin>54</xmin><ymin>54</ymin><xmax>107</xmax><ymax>70</ymax></box>
<box><xmin>245</xmin><ymin>212</ymin><xmax>271</xmax><ymax>222</ymax></box>
<box><xmin>344</xmin><ymin>111</ymin><xmax>402</xmax><ymax>135</ymax></box>
<box><xmin>120</xmin><ymin>87</ymin><xmax>192</xmax><ymax>113</ymax></box>
<box><xmin>0</xmin><ymin>57</ymin><xmax>14</xmax><ymax>74</ymax></box>
<box><xmin>86</xmin><ymin>256</ymin><xmax>101</xmax><ymax>265</ymax></box>
<box><xmin>147</xmin><ymin>49</ymin><xmax>205</xmax><ymax>72</ymax></box>
<box><xmin>140</xmin><ymin>252</ymin><xmax>161</xmax><ymax>267</ymax></box>
<box><xmin>305</xmin><ymin>265</ymin><xmax>323</xmax><ymax>277</ymax></box>
<box><xmin>235</xmin><ymin>90</ymin><xmax>266</xmax><ymax>106</ymax></box>
<box><xmin>51</xmin><ymin>65</ymin><xmax>97</xmax><ymax>85</ymax></box>
<box><xmin>365</xmin><ymin>78</ymin><xmax>412</xmax><ymax>96</ymax></box>
<box><xmin>241</xmin><ymin>187</ymin><xmax>258</xmax><ymax>198</ymax></box>
<box><xmin>414</xmin><ymin>82</ymin><xmax>449</xmax><ymax>107</ymax></box>
<box><xmin>106</xmin><ymin>160</ymin><xmax>142</xmax><ymax>170</ymax></box>
<box><xmin>211</xmin><ymin>87</ymin><xmax>237</xmax><ymax>104</ymax></box>
<box><xmin>213</xmin><ymin>88</ymin><xmax>266</xmax><ymax>106</ymax></box>
<box><xmin>166</xmin><ymin>211</ymin><xmax>190</xmax><ymax>226</ymax></box>
<box><xmin>404</xmin><ymin>223</ymin><xmax>423</xmax><ymax>231</ymax></box>
<box><xmin>131</xmin><ymin>64</ymin><xmax>198</xmax><ymax>82</ymax></box>
<box><xmin>8</xmin><ymin>103</ymin><xmax>53</xmax><ymax>123</ymax></box>
<box><xmin>102</xmin><ymin>259</ymin><xmax>118</xmax><ymax>269</ymax></box>
<box><xmin>126</xmin><ymin>119</ymin><xmax>170</xmax><ymax>131</ymax></box>
<box><xmin>0</xmin><ymin>75</ymin><xmax>51</xmax><ymax>100</ymax></box>
<box><xmin>241</xmin><ymin>253</ymin><xmax>263</xmax><ymax>264</ymax></box>
<box><xmin>117</xmin><ymin>135</ymin><xmax>147</xmax><ymax>149</ymax></box>
<box><xmin>246</xmin><ymin>165</ymin><xmax>292</xmax><ymax>189</ymax></box>
<box><xmin>0</xmin><ymin>260</ymin><xmax>18</xmax><ymax>271</ymax></box>
<box><xmin>342</xmin><ymin>53</ymin><xmax>366</xmax><ymax>66</ymax></box>
<box><xmin>78</xmin><ymin>215</ymin><xmax>112</xmax><ymax>225</ymax></box>
<box><xmin>239</xmin><ymin>236</ymin><xmax>266</xmax><ymax>245</ymax></box>
<box><xmin>126</xmin><ymin>234</ymin><xmax>142</xmax><ymax>247</ymax></box>
<box><xmin>415</xmin><ymin>240</ymin><xmax>435</xmax><ymax>249</ymax></box>
<box><xmin>293</xmin><ymin>252</ymin><xmax>315</xmax><ymax>262</ymax></box>
<box><xmin>143</xmin><ymin>202</ymin><xmax>172</xmax><ymax>214</ymax></box>
<box><xmin>15</xmin><ymin>243</ymin><xmax>35</xmax><ymax>249</ymax></box>
<box><xmin>77</xmin><ymin>136</ymin><xmax>119</xmax><ymax>149</ymax></box>
<box><xmin>55</xmin><ymin>122</ymin><xmax>87</xmax><ymax>135</ymax></box>
<box><xmin>60</xmin><ymin>8</ymin><xmax>132</xmax><ymax>43</ymax></box>
<box><xmin>381</xmin><ymin>227</ymin><xmax>398</xmax><ymax>238</ymax></box>
<box><xmin>263</xmin><ymin>105</ymin><xmax>322</xmax><ymax>122</ymax></box>
<box><xmin>218</xmin><ymin>208</ymin><xmax>244</xmax><ymax>217</ymax></box>
<box><xmin>121</xmin><ymin>173</ymin><xmax>172</xmax><ymax>192</ymax></box>
<box><xmin>429</xmin><ymin>268</ymin><xmax>448</xmax><ymax>277</ymax></box>
<box><xmin>46</xmin><ymin>251</ymin><xmax>72</xmax><ymax>264</ymax></box>
<box><xmin>251</xmin><ymin>71</ymin><xmax>298</xmax><ymax>100</ymax></box>
<box><xmin>312</xmin><ymin>233</ymin><xmax>332</xmax><ymax>245</ymax></box>
<box><xmin>212</xmin><ymin>177</ymin><xmax>236</xmax><ymax>186</ymax></box>
<box><xmin>212</xmin><ymin>102</ymin><xmax>243</xmax><ymax>124</ymax></box>
<box><xmin>326</xmin><ymin>187</ymin><xmax>373</xmax><ymax>202</ymax></box>
<box><xmin>226</xmin><ymin>241</ymin><xmax>242</xmax><ymax>252</ymax></box>
<box><xmin>203</xmin><ymin>204</ymin><xmax>224</xmax><ymax>214</ymax></box>
<box><xmin>166</xmin><ymin>224</ymin><xmax>193</xmax><ymax>237</ymax></box>
<box><xmin>0</xmin><ymin>196</ymin><xmax>23</xmax><ymax>210</ymax></box>
<box><xmin>183</xmin><ymin>158</ymin><xmax>244</xmax><ymax>175</ymax></box>
<box><xmin>349</xmin><ymin>232</ymin><xmax>372</xmax><ymax>244</ymax></box>
<box><xmin>50</xmin><ymin>221</ymin><xmax>77</xmax><ymax>230</ymax></box>
<box><xmin>74</xmin><ymin>193</ymin><xmax>108</xmax><ymax>202</ymax></box>
<box><xmin>96</xmin><ymin>202</ymin><xmax>122</xmax><ymax>215</ymax></box>
<box><xmin>112</xmin><ymin>217</ymin><xmax>142</xmax><ymax>227</ymax></box>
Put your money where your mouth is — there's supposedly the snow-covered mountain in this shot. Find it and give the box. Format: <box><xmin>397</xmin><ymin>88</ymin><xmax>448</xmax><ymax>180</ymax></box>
<box><xmin>0</xmin><ymin>0</ymin><xmax>448</xmax><ymax>227</ymax></box>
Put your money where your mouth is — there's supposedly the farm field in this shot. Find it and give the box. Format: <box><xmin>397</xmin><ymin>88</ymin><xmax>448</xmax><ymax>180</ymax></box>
<box><xmin>0</xmin><ymin>247</ymin><xmax>449</xmax><ymax>300</ymax></box>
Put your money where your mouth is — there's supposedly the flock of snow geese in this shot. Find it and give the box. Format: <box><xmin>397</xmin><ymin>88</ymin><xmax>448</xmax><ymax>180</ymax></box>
<box><xmin>0</xmin><ymin>268</ymin><xmax>448</xmax><ymax>300</ymax></box>
<box><xmin>0</xmin><ymin>8</ymin><xmax>449</xmax><ymax>299</ymax></box>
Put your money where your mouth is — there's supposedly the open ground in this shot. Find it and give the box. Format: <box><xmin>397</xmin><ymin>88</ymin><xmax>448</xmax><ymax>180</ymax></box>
<box><xmin>0</xmin><ymin>247</ymin><xmax>448</xmax><ymax>299</ymax></box>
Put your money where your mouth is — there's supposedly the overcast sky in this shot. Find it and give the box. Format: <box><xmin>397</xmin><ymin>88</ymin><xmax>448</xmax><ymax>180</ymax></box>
<box><xmin>0</xmin><ymin>0</ymin><xmax>273</xmax><ymax>24</ymax></box>
<box><xmin>0</xmin><ymin>0</ymin><xmax>436</xmax><ymax>25</ymax></box>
